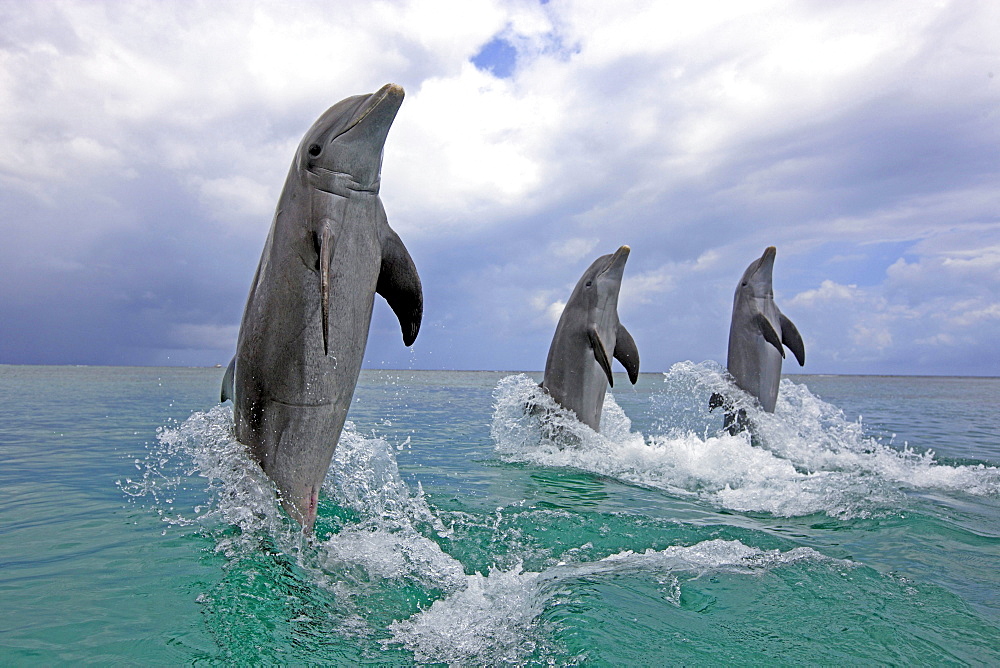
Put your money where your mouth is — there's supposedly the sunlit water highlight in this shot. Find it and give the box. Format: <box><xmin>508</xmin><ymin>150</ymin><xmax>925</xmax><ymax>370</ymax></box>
<box><xmin>1</xmin><ymin>364</ymin><xmax>998</xmax><ymax>664</ymax></box>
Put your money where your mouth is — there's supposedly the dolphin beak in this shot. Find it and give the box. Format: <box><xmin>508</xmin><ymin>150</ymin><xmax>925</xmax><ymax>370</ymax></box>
<box><xmin>601</xmin><ymin>245</ymin><xmax>631</xmax><ymax>280</ymax></box>
<box><xmin>757</xmin><ymin>245</ymin><xmax>776</xmax><ymax>274</ymax></box>
<box><xmin>333</xmin><ymin>83</ymin><xmax>405</xmax><ymax>145</ymax></box>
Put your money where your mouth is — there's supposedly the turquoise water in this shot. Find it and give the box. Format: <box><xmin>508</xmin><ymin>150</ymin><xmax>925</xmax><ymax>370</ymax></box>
<box><xmin>1</xmin><ymin>364</ymin><xmax>998</xmax><ymax>665</ymax></box>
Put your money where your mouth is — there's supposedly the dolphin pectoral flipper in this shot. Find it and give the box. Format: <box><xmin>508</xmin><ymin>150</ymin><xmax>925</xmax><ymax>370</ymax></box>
<box><xmin>377</xmin><ymin>228</ymin><xmax>423</xmax><ymax>346</ymax></box>
<box><xmin>317</xmin><ymin>221</ymin><xmax>336</xmax><ymax>356</ymax></box>
<box><xmin>779</xmin><ymin>312</ymin><xmax>805</xmax><ymax>366</ymax></box>
<box><xmin>613</xmin><ymin>323</ymin><xmax>640</xmax><ymax>384</ymax></box>
<box><xmin>755</xmin><ymin>313</ymin><xmax>785</xmax><ymax>358</ymax></box>
<box><xmin>588</xmin><ymin>325</ymin><xmax>614</xmax><ymax>387</ymax></box>
<box><xmin>221</xmin><ymin>356</ymin><xmax>236</xmax><ymax>403</ymax></box>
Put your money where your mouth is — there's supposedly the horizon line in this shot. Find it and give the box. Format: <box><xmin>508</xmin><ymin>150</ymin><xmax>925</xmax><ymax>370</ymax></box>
<box><xmin>1</xmin><ymin>362</ymin><xmax>997</xmax><ymax>380</ymax></box>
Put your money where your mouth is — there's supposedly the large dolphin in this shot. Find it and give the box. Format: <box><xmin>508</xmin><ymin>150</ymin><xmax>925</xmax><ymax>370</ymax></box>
<box><xmin>541</xmin><ymin>245</ymin><xmax>640</xmax><ymax>431</ymax></box>
<box><xmin>221</xmin><ymin>84</ymin><xmax>422</xmax><ymax>531</ymax></box>
<box><xmin>713</xmin><ymin>246</ymin><xmax>804</xmax><ymax>431</ymax></box>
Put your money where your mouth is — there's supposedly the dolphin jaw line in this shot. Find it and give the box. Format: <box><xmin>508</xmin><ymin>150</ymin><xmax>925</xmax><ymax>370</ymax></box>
<box><xmin>306</xmin><ymin>167</ymin><xmax>380</xmax><ymax>196</ymax></box>
<box><xmin>329</xmin><ymin>84</ymin><xmax>398</xmax><ymax>143</ymax></box>
<box><xmin>597</xmin><ymin>245</ymin><xmax>631</xmax><ymax>279</ymax></box>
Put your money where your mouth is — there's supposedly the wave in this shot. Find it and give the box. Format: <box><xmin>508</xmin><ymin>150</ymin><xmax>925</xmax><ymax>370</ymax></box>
<box><xmin>490</xmin><ymin>363</ymin><xmax>1000</xmax><ymax>519</ymax></box>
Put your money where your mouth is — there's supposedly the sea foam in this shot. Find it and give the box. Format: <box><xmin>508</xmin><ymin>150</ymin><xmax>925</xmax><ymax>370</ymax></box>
<box><xmin>490</xmin><ymin>363</ymin><xmax>1000</xmax><ymax>519</ymax></box>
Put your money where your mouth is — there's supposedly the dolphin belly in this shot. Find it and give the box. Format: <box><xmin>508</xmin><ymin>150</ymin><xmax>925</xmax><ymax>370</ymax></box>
<box><xmin>544</xmin><ymin>339</ymin><xmax>614</xmax><ymax>431</ymax></box>
<box><xmin>754</xmin><ymin>336</ymin><xmax>784</xmax><ymax>412</ymax></box>
<box><xmin>235</xmin><ymin>397</ymin><xmax>350</xmax><ymax>528</ymax></box>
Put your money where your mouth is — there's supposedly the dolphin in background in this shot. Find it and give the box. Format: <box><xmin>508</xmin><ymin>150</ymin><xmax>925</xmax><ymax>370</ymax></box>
<box><xmin>222</xmin><ymin>84</ymin><xmax>422</xmax><ymax>531</ymax></box>
<box><xmin>542</xmin><ymin>245</ymin><xmax>640</xmax><ymax>431</ymax></box>
<box><xmin>713</xmin><ymin>246</ymin><xmax>804</xmax><ymax>432</ymax></box>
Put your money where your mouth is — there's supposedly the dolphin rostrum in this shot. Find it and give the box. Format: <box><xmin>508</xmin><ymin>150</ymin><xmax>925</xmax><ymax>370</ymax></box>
<box><xmin>541</xmin><ymin>246</ymin><xmax>640</xmax><ymax>431</ymax></box>
<box><xmin>221</xmin><ymin>84</ymin><xmax>422</xmax><ymax>531</ymax></box>
<box><xmin>713</xmin><ymin>246</ymin><xmax>804</xmax><ymax>432</ymax></box>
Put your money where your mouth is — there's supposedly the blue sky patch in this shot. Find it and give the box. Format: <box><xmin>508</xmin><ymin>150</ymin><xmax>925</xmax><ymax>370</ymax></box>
<box><xmin>472</xmin><ymin>37</ymin><xmax>517</xmax><ymax>78</ymax></box>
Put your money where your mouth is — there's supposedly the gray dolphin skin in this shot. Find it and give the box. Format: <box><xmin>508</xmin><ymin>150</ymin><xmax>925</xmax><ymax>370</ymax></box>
<box><xmin>541</xmin><ymin>246</ymin><xmax>640</xmax><ymax>431</ymax></box>
<box><xmin>718</xmin><ymin>246</ymin><xmax>804</xmax><ymax>424</ymax></box>
<box><xmin>221</xmin><ymin>83</ymin><xmax>422</xmax><ymax>531</ymax></box>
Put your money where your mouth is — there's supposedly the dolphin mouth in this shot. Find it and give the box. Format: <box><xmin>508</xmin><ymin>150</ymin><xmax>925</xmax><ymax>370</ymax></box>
<box><xmin>331</xmin><ymin>83</ymin><xmax>404</xmax><ymax>142</ymax></box>
<box><xmin>599</xmin><ymin>245</ymin><xmax>631</xmax><ymax>277</ymax></box>
<box><xmin>754</xmin><ymin>246</ymin><xmax>776</xmax><ymax>275</ymax></box>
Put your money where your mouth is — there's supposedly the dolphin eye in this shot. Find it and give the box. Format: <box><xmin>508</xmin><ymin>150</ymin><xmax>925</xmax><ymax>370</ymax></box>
<box><xmin>585</xmin><ymin>280</ymin><xmax>593</xmax><ymax>287</ymax></box>
<box><xmin>308</xmin><ymin>144</ymin><xmax>322</xmax><ymax>157</ymax></box>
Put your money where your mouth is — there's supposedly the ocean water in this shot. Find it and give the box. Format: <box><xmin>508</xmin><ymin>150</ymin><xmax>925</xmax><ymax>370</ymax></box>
<box><xmin>1</xmin><ymin>363</ymin><xmax>998</xmax><ymax>665</ymax></box>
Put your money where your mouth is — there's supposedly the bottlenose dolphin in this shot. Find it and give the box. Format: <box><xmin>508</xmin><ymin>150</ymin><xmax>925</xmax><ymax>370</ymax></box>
<box><xmin>713</xmin><ymin>246</ymin><xmax>804</xmax><ymax>432</ymax></box>
<box><xmin>541</xmin><ymin>246</ymin><xmax>640</xmax><ymax>431</ymax></box>
<box><xmin>221</xmin><ymin>84</ymin><xmax>422</xmax><ymax>531</ymax></box>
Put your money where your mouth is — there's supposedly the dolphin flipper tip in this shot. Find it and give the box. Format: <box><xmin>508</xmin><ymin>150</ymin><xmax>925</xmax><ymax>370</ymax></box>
<box><xmin>220</xmin><ymin>356</ymin><xmax>236</xmax><ymax>403</ymax></box>
<box><xmin>614</xmin><ymin>323</ymin><xmax>640</xmax><ymax>384</ymax></box>
<box><xmin>378</xmin><ymin>228</ymin><xmax>423</xmax><ymax>347</ymax></box>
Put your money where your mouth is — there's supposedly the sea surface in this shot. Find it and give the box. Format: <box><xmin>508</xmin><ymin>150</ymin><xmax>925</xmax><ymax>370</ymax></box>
<box><xmin>1</xmin><ymin>364</ymin><xmax>998</xmax><ymax>665</ymax></box>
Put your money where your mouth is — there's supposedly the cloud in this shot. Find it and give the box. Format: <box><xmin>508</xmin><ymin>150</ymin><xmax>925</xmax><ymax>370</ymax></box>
<box><xmin>1</xmin><ymin>0</ymin><xmax>999</xmax><ymax>376</ymax></box>
<box><xmin>621</xmin><ymin>266</ymin><xmax>677</xmax><ymax>305</ymax></box>
<box><xmin>385</xmin><ymin>66</ymin><xmax>550</xmax><ymax>232</ymax></box>
<box><xmin>549</xmin><ymin>237</ymin><xmax>598</xmax><ymax>260</ymax></box>
<box><xmin>192</xmin><ymin>175</ymin><xmax>278</xmax><ymax>227</ymax></box>
<box><xmin>539</xmin><ymin>298</ymin><xmax>566</xmax><ymax>327</ymax></box>
<box><xmin>783</xmin><ymin>231</ymin><xmax>1000</xmax><ymax>373</ymax></box>
<box><xmin>789</xmin><ymin>280</ymin><xmax>859</xmax><ymax>308</ymax></box>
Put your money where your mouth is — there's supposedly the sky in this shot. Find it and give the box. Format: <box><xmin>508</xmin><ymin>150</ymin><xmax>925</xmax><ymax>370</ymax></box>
<box><xmin>1</xmin><ymin>0</ymin><xmax>999</xmax><ymax>376</ymax></box>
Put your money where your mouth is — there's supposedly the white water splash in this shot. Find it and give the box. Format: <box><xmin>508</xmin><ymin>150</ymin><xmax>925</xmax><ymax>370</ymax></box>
<box><xmin>126</xmin><ymin>401</ymin><xmax>853</xmax><ymax>665</ymax></box>
<box><xmin>318</xmin><ymin>427</ymin><xmax>467</xmax><ymax>594</ymax></box>
<box><xmin>738</xmin><ymin>372</ymin><xmax>1000</xmax><ymax>495</ymax></box>
<box><xmin>123</xmin><ymin>406</ymin><xmax>551</xmax><ymax>662</ymax></box>
<box><xmin>385</xmin><ymin>564</ymin><xmax>549</xmax><ymax>664</ymax></box>
<box><xmin>120</xmin><ymin>405</ymin><xmax>290</xmax><ymax>549</ymax></box>
<box><xmin>386</xmin><ymin>537</ymin><xmax>846</xmax><ymax>665</ymax></box>
<box><xmin>491</xmin><ymin>364</ymin><xmax>1000</xmax><ymax>519</ymax></box>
